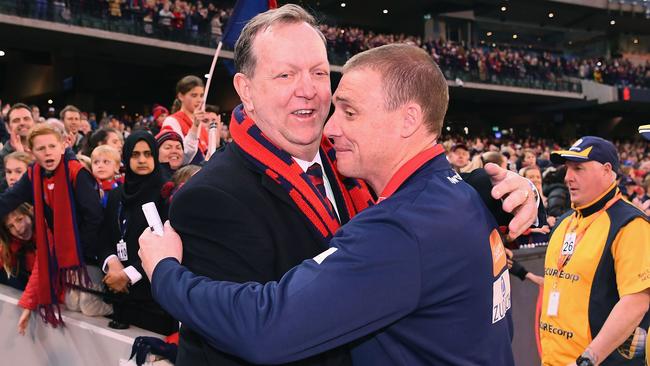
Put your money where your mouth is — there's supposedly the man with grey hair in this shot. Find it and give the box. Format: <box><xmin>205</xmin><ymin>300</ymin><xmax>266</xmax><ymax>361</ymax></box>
<box><xmin>142</xmin><ymin>4</ymin><xmax>532</xmax><ymax>365</ymax></box>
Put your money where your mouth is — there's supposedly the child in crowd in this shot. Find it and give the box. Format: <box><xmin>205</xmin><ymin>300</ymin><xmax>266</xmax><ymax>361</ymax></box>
<box><xmin>91</xmin><ymin>145</ymin><xmax>124</xmax><ymax>207</ymax></box>
<box><xmin>4</xmin><ymin>152</ymin><xmax>34</xmax><ymax>188</ymax></box>
<box><xmin>0</xmin><ymin>203</ymin><xmax>36</xmax><ymax>290</ymax></box>
<box><xmin>0</xmin><ymin>124</ymin><xmax>104</xmax><ymax>333</ymax></box>
<box><xmin>160</xmin><ymin>164</ymin><xmax>201</xmax><ymax>203</ymax></box>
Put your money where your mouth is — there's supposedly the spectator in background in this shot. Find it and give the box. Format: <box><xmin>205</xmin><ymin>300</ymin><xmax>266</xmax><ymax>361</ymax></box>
<box><xmin>520</xmin><ymin>148</ymin><xmax>538</xmax><ymax>170</ymax></box>
<box><xmin>447</xmin><ymin>143</ymin><xmax>470</xmax><ymax>172</ymax></box>
<box><xmin>0</xmin><ymin>125</ymin><xmax>104</xmax><ymax>334</ymax></box>
<box><xmin>161</xmin><ymin>75</ymin><xmax>208</xmax><ymax>164</ymax></box>
<box><xmin>90</xmin><ymin>145</ymin><xmax>123</xmax><ymax>208</ymax></box>
<box><xmin>98</xmin><ymin>131</ymin><xmax>177</xmax><ymax>334</ymax></box>
<box><xmin>160</xmin><ymin>164</ymin><xmax>201</xmax><ymax>204</ymax></box>
<box><xmin>155</xmin><ymin>130</ymin><xmax>184</xmax><ymax>181</ymax></box>
<box><xmin>220</xmin><ymin>122</ymin><xmax>232</xmax><ymax>144</ymax></box>
<box><xmin>515</xmin><ymin>166</ymin><xmax>550</xmax><ymax>246</ymax></box>
<box><xmin>60</xmin><ymin>105</ymin><xmax>84</xmax><ymax>153</ymax></box>
<box><xmin>84</xmin><ymin>127</ymin><xmax>124</xmax><ymax>157</ymax></box>
<box><xmin>151</xmin><ymin>105</ymin><xmax>169</xmax><ymax>136</ymax></box>
<box><xmin>88</xmin><ymin>112</ymin><xmax>98</xmax><ymax>130</ymax></box>
<box><xmin>0</xmin><ymin>104</ymin><xmax>35</xmax><ymax>191</ymax></box>
<box><xmin>4</xmin><ymin>152</ymin><xmax>34</xmax><ymax>191</ymax></box>
<box><xmin>30</xmin><ymin>105</ymin><xmax>42</xmax><ymax>123</ymax></box>
<box><xmin>0</xmin><ymin>203</ymin><xmax>35</xmax><ymax>291</ymax></box>
<box><xmin>543</xmin><ymin>165</ymin><xmax>571</xmax><ymax>225</ymax></box>
<box><xmin>158</xmin><ymin>1</ymin><xmax>174</xmax><ymax>36</ymax></box>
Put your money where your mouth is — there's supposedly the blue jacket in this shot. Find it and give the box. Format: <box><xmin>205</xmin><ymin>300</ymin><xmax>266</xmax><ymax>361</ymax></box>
<box><xmin>152</xmin><ymin>153</ymin><xmax>515</xmax><ymax>365</ymax></box>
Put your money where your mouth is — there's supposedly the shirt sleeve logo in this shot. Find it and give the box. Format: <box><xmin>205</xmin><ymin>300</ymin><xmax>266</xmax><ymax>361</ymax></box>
<box><xmin>489</xmin><ymin>229</ymin><xmax>507</xmax><ymax>276</ymax></box>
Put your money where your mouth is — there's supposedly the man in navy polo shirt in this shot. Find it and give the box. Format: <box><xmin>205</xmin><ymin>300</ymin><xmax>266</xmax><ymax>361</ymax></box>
<box><xmin>139</xmin><ymin>44</ymin><xmax>514</xmax><ymax>365</ymax></box>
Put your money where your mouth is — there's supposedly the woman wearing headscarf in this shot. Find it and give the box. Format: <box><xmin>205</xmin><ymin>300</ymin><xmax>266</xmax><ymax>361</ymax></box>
<box><xmin>98</xmin><ymin>131</ymin><xmax>177</xmax><ymax>335</ymax></box>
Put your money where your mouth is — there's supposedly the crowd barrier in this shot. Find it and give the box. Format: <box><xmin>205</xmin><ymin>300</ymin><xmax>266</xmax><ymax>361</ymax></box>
<box><xmin>0</xmin><ymin>284</ymin><xmax>170</xmax><ymax>366</ymax></box>
<box><xmin>0</xmin><ymin>248</ymin><xmax>546</xmax><ymax>365</ymax></box>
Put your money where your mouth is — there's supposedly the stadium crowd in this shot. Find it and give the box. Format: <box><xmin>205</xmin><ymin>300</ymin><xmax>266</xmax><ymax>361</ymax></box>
<box><xmin>0</xmin><ymin>93</ymin><xmax>647</xmax><ymax>296</ymax></box>
<box><xmin>6</xmin><ymin>0</ymin><xmax>650</xmax><ymax>89</ymax></box>
<box><xmin>0</xmin><ymin>3</ymin><xmax>649</xmax><ymax>365</ymax></box>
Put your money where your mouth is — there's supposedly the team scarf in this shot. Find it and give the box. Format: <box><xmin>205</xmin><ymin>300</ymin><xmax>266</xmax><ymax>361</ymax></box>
<box><xmin>98</xmin><ymin>175</ymin><xmax>124</xmax><ymax>192</ymax></box>
<box><xmin>229</xmin><ymin>104</ymin><xmax>374</xmax><ymax>242</ymax></box>
<box><xmin>165</xmin><ymin>110</ymin><xmax>209</xmax><ymax>154</ymax></box>
<box><xmin>29</xmin><ymin>155</ymin><xmax>89</xmax><ymax>327</ymax></box>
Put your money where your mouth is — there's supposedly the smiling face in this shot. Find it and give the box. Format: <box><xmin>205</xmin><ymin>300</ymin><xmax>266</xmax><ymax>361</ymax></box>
<box><xmin>129</xmin><ymin>140</ymin><xmax>155</xmax><ymax>175</ymax></box>
<box><xmin>233</xmin><ymin>21</ymin><xmax>331</xmax><ymax>160</ymax></box>
<box><xmin>158</xmin><ymin>140</ymin><xmax>183</xmax><ymax>170</ymax></box>
<box><xmin>7</xmin><ymin>107</ymin><xmax>34</xmax><ymax>139</ymax></box>
<box><xmin>31</xmin><ymin>134</ymin><xmax>65</xmax><ymax>172</ymax></box>
<box><xmin>4</xmin><ymin>210</ymin><xmax>32</xmax><ymax>241</ymax></box>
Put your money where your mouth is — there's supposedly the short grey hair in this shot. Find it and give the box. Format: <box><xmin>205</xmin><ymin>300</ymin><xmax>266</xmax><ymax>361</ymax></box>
<box><xmin>234</xmin><ymin>4</ymin><xmax>326</xmax><ymax>76</ymax></box>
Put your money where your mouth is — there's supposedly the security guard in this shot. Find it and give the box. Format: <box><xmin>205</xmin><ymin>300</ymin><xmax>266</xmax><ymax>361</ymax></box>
<box><xmin>540</xmin><ymin>136</ymin><xmax>650</xmax><ymax>366</ymax></box>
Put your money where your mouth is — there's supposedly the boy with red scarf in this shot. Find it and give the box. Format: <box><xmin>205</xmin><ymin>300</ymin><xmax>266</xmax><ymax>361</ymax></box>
<box><xmin>0</xmin><ymin>124</ymin><xmax>103</xmax><ymax>332</ymax></box>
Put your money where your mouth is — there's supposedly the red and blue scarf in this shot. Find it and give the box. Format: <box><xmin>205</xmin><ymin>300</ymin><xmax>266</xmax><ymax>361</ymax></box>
<box><xmin>229</xmin><ymin>104</ymin><xmax>373</xmax><ymax>242</ymax></box>
<box><xmin>29</xmin><ymin>154</ymin><xmax>89</xmax><ymax>327</ymax></box>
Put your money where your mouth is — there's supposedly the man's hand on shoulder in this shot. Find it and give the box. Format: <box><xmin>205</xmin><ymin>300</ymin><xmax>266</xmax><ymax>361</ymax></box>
<box><xmin>138</xmin><ymin>221</ymin><xmax>183</xmax><ymax>281</ymax></box>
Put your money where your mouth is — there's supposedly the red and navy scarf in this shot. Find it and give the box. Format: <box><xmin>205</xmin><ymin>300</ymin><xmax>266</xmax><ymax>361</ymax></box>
<box><xmin>29</xmin><ymin>155</ymin><xmax>89</xmax><ymax>327</ymax></box>
<box><xmin>229</xmin><ymin>104</ymin><xmax>374</xmax><ymax>242</ymax></box>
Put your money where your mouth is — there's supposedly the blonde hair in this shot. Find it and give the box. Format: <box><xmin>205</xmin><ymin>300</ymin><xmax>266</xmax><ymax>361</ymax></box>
<box><xmin>91</xmin><ymin>145</ymin><xmax>121</xmax><ymax>166</ymax></box>
<box><xmin>76</xmin><ymin>154</ymin><xmax>92</xmax><ymax>170</ymax></box>
<box><xmin>172</xmin><ymin>165</ymin><xmax>201</xmax><ymax>186</ymax></box>
<box><xmin>4</xmin><ymin>151</ymin><xmax>34</xmax><ymax>167</ymax></box>
<box><xmin>27</xmin><ymin>124</ymin><xmax>63</xmax><ymax>150</ymax></box>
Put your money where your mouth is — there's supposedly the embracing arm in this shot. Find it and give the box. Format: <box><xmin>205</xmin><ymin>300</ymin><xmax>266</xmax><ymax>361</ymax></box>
<box><xmin>142</xmin><ymin>209</ymin><xmax>420</xmax><ymax>364</ymax></box>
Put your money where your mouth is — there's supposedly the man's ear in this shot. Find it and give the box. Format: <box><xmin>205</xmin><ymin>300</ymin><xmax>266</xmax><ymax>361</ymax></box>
<box><xmin>233</xmin><ymin>73</ymin><xmax>254</xmax><ymax>112</ymax></box>
<box><xmin>400</xmin><ymin>102</ymin><xmax>424</xmax><ymax>138</ymax></box>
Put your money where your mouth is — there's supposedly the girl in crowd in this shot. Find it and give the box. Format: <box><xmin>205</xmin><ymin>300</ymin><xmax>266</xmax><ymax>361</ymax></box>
<box><xmin>160</xmin><ymin>164</ymin><xmax>201</xmax><ymax>204</ymax></box>
<box><xmin>161</xmin><ymin>75</ymin><xmax>209</xmax><ymax>164</ymax></box>
<box><xmin>1</xmin><ymin>153</ymin><xmax>36</xmax><ymax>288</ymax></box>
<box><xmin>0</xmin><ymin>203</ymin><xmax>35</xmax><ymax>290</ymax></box>
<box><xmin>156</xmin><ymin>130</ymin><xmax>184</xmax><ymax>181</ymax></box>
<box><xmin>91</xmin><ymin>145</ymin><xmax>124</xmax><ymax>208</ymax></box>
<box><xmin>4</xmin><ymin>152</ymin><xmax>34</xmax><ymax>188</ymax></box>
<box><xmin>98</xmin><ymin>131</ymin><xmax>177</xmax><ymax>335</ymax></box>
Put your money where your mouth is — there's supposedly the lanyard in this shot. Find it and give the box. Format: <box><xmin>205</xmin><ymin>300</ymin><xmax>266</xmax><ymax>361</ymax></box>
<box><xmin>377</xmin><ymin>144</ymin><xmax>445</xmax><ymax>203</ymax></box>
<box><xmin>117</xmin><ymin>202</ymin><xmax>128</xmax><ymax>240</ymax></box>
<box><xmin>555</xmin><ymin>192</ymin><xmax>621</xmax><ymax>273</ymax></box>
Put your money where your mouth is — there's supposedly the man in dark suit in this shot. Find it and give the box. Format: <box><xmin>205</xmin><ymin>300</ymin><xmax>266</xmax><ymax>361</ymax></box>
<box><xmin>166</xmin><ymin>4</ymin><xmax>538</xmax><ymax>366</ymax></box>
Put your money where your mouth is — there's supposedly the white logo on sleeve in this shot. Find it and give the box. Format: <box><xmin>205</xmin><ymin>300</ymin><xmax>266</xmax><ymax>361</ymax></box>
<box><xmin>447</xmin><ymin>172</ymin><xmax>463</xmax><ymax>184</ymax></box>
<box><xmin>313</xmin><ymin>247</ymin><xmax>338</xmax><ymax>265</ymax></box>
<box><xmin>492</xmin><ymin>270</ymin><xmax>511</xmax><ymax>324</ymax></box>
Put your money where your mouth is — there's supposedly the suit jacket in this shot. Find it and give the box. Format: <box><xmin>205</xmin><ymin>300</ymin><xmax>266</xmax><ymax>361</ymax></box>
<box><xmin>169</xmin><ymin>142</ymin><xmax>352</xmax><ymax>366</ymax></box>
